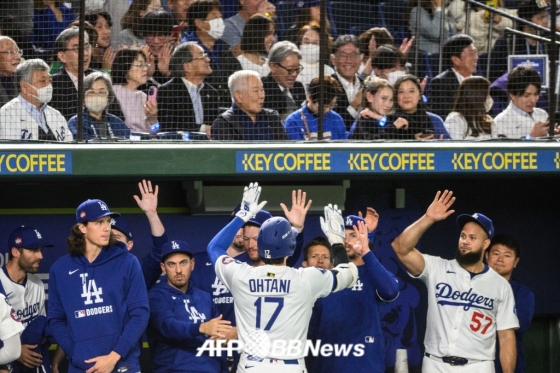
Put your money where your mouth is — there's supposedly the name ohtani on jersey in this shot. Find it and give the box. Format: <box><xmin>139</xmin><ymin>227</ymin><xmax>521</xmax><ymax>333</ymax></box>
<box><xmin>74</xmin><ymin>273</ymin><xmax>114</xmax><ymax>318</ymax></box>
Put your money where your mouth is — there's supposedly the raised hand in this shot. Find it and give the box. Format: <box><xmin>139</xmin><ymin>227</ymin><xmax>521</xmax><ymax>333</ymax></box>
<box><xmin>133</xmin><ymin>179</ymin><xmax>158</xmax><ymax>214</ymax></box>
<box><xmin>236</xmin><ymin>182</ymin><xmax>267</xmax><ymax>222</ymax></box>
<box><xmin>280</xmin><ymin>189</ymin><xmax>312</xmax><ymax>232</ymax></box>
<box><xmin>358</xmin><ymin>207</ymin><xmax>379</xmax><ymax>233</ymax></box>
<box><xmin>351</xmin><ymin>220</ymin><xmax>370</xmax><ymax>256</ymax></box>
<box><xmin>320</xmin><ymin>204</ymin><xmax>345</xmax><ymax>245</ymax></box>
<box><xmin>426</xmin><ymin>190</ymin><xmax>456</xmax><ymax>222</ymax></box>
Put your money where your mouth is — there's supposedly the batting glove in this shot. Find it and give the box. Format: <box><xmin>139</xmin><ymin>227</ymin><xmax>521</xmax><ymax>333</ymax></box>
<box><xmin>320</xmin><ymin>204</ymin><xmax>345</xmax><ymax>245</ymax></box>
<box><xmin>332</xmin><ymin>262</ymin><xmax>359</xmax><ymax>291</ymax></box>
<box><xmin>235</xmin><ymin>182</ymin><xmax>268</xmax><ymax>223</ymax></box>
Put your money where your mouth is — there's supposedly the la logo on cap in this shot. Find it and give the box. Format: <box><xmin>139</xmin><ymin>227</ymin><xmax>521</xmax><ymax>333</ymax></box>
<box><xmin>111</xmin><ymin>218</ymin><xmax>116</xmax><ymax>226</ymax></box>
<box><xmin>98</xmin><ymin>201</ymin><xmax>108</xmax><ymax>211</ymax></box>
<box><xmin>35</xmin><ymin>230</ymin><xmax>42</xmax><ymax>239</ymax></box>
<box><xmin>473</xmin><ymin>213</ymin><xmax>479</xmax><ymax>219</ymax></box>
<box><xmin>346</xmin><ymin>217</ymin><xmax>352</xmax><ymax>226</ymax></box>
<box><xmin>171</xmin><ymin>241</ymin><xmax>180</xmax><ymax>250</ymax></box>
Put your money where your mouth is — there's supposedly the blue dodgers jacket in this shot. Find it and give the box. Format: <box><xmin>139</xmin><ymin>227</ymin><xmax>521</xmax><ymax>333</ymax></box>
<box><xmin>147</xmin><ymin>280</ymin><xmax>225</xmax><ymax>373</ymax></box>
<box><xmin>47</xmin><ymin>241</ymin><xmax>149</xmax><ymax>373</ymax></box>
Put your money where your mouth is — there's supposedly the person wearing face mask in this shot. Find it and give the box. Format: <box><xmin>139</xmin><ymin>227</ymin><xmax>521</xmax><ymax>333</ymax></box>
<box><xmin>0</xmin><ymin>59</ymin><xmax>70</xmax><ymax>141</ymax></box>
<box><xmin>295</xmin><ymin>22</ymin><xmax>335</xmax><ymax>94</ymax></box>
<box><xmin>184</xmin><ymin>0</ymin><xmax>239</xmax><ymax>106</ymax></box>
<box><xmin>371</xmin><ymin>45</ymin><xmax>408</xmax><ymax>86</ymax></box>
<box><xmin>444</xmin><ymin>76</ymin><xmax>497</xmax><ymax>140</ymax></box>
<box><xmin>67</xmin><ymin>72</ymin><xmax>131</xmax><ymax>140</ymax></box>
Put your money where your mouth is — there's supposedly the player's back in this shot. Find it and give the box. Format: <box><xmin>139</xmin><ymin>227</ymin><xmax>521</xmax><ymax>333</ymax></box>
<box><xmin>217</xmin><ymin>259</ymin><xmax>333</xmax><ymax>359</ymax></box>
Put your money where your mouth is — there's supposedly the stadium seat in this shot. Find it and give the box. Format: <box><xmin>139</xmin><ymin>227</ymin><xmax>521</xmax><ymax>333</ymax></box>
<box><xmin>327</xmin><ymin>1</ymin><xmax>380</xmax><ymax>36</ymax></box>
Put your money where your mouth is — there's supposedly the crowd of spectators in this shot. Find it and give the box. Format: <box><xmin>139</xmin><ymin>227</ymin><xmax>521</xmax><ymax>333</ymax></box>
<box><xmin>0</xmin><ymin>0</ymin><xmax>558</xmax><ymax>141</ymax></box>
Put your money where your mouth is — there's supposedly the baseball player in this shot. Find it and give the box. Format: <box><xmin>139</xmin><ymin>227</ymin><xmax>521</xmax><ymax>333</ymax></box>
<box><xmin>0</xmin><ymin>293</ymin><xmax>24</xmax><ymax>365</ymax></box>
<box><xmin>391</xmin><ymin>190</ymin><xmax>519</xmax><ymax>373</ymax></box>
<box><xmin>47</xmin><ymin>199</ymin><xmax>149</xmax><ymax>373</ymax></box>
<box><xmin>308</xmin><ymin>211</ymin><xmax>400</xmax><ymax>373</ymax></box>
<box><xmin>1</xmin><ymin>226</ymin><xmax>53</xmax><ymax>373</ymax></box>
<box><xmin>207</xmin><ymin>182</ymin><xmax>359</xmax><ymax>373</ymax></box>
<box><xmin>147</xmin><ymin>240</ymin><xmax>231</xmax><ymax>372</ymax></box>
<box><xmin>485</xmin><ymin>234</ymin><xmax>535</xmax><ymax>373</ymax></box>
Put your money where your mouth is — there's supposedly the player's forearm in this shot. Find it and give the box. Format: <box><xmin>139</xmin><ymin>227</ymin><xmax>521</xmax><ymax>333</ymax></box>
<box><xmin>498</xmin><ymin>329</ymin><xmax>517</xmax><ymax>373</ymax></box>
<box><xmin>207</xmin><ymin>217</ymin><xmax>244</xmax><ymax>264</ymax></box>
<box><xmin>392</xmin><ymin>214</ymin><xmax>435</xmax><ymax>255</ymax></box>
<box><xmin>145</xmin><ymin>211</ymin><xmax>165</xmax><ymax>237</ymax></box>
<box><xmin>363</xmin><ymin>252</ymin><xmax>399</xmax><ymax>301</ymax></box>
<box><xmin>0</xmin><ymin>334</ymin><xmax>20</xmax><ymax>364</ymax></box>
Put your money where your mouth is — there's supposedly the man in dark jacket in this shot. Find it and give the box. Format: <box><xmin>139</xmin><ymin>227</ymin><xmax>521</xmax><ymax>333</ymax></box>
<box><xmin>157</xmin><ymin>41</ymin><xmax>220</xmax><ymax>136</ymax></box>
<box><xmin>212</xmin><ymin>70</ymin><xmax>288</xmax><ymax>141</ymax></box>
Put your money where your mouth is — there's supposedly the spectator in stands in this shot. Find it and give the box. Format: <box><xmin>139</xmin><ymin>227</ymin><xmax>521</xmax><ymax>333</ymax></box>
<box><xmin>490</xmin><ymin>0</ymin><xmax>549</xmax><ymax>81</ymax></box>
<box><xmin>68</xmin><ymin>71</ymin><xmax>131</xmax><ymax>140</ymax></box>
<box><xmin>142</xmin><ymin>11</ymin><xmax>177</xmax><ymax>85</ymax></box>
<box><xmin>358</xmin><ymin>27</ymin><xmax>394</xmax><ymax>79</ymax></box>
<box><xmin>371</xmin><ymin>45</ymin><xmax>407</xmax><ymax>85</ymax></box>
<box><xmin>84</xmin><ymin>9</ymin><xmax>116</xmax><ymax>73</ymax></box>
<box><xmin>296</xmin><ymin>22</ymin><xmax>335</xmax><ymax>93</ymax></box>
<box><xmin>494</xmin><ymin>65</ymin><xmax>551</xmax><ymax>138</ymax></box>
<box><xmin>0</xmin><ymin>36</ymin><xmax>22</xmax><ymax>108</ymax></box>
<box><xmin>118</xmin><ymin>0</ymin><xmax>164</xmax><ymax>46</ymax></box>
<box><xmin>330</xmin><ymin>34</ymin><xmax>364</xmax><ymax>131</ymax></box>
<box><xmin>103</xmin><ymin>0</ymin><xmax>130</xmax><ymax>47</ymax></box>
<box><xmin>51</xmin><ymin>27</ymin><xmax>96</xmax><ymax>121</ymax></box>
<box><xmin>184</xmin><ymin>0</ymin><xmax>237</xmax><ymax>106</ymax></box>
<box><xmin>428</xmin><ymin>34</ymin><xmax>478</xmax><ymax>119</ymax></box>
<box><xmin>350</xmin><ymin>76</ymin><xmax>395</xmax><ymax>140</ymax></box>
<box><xmin>283</xmin><ymin>0</ymin><xmax>324</xmax><ymax>43</ymax></box>
<box><xmin>168</xmin><ymin>0</ymin><xmax>194</xmax><ymax>25</ymax></box>
<box><xmin>464</xmin><ymin>0</ymin><xmax>513</xmax><ymax>53</ymax></box>
<box><xmin>444</xmin><ymin>76</ymin><xmax>497</xmax><ymax>139</ymax></box>
<box><xmin>408</xmin><ymin>0</ymin><xmax>456</xmax><ymax>54</ymax></box>
<box><xmin>284</xmin><ymin>76</ymin><xmax>346</xmax><ymax>140</ymax></box>
<box><xmin>212</xmin><ymin>70</ymin><xmax>288</xmax><ymax>140</ymax></box>
<box><xmin>222</xmin><ymin>0</ymin><xmax>276</xmax><ymax>51</ymax></box>
<box><xmin>235</xmin><ymin>14</ymin><xmax>275</xmax><ymax>77</ymax></box>
<box><xmin>262</xmin><ymin>41</ymin><xmax>306</xmax><ymax>122</ymax></box>
<box><xmin>0</xmin><ymin>59</ymin><xmax>70</xmax><ymax>141</ymax></box>
<box><xmin>157</xmin><ymin>41</ymin><xmax>219</xmax><ymax>135</ymax></box>
<box><xmin>32</xmin><ymin>0</ymin><xmax>75</xmax><ymax>52</ymax></box>
<box><xmin>112</xmin><ymin>49</ymin><xmax>158</xmax><ymax>132</ymax></box>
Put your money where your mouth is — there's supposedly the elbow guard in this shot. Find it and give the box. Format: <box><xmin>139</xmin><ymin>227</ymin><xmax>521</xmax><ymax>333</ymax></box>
<box><xmin>331</xmin><ymin>262</ymin><xmax>358</xmax><ymax>292</ymax></box>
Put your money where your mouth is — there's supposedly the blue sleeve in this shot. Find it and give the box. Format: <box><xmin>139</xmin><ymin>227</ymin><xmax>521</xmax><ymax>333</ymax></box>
<box><xmin>428</xmin><ymin>112</ymin><xmax>451</xmax><ymax>139</ymax></box>
<box><xmin>286</xmin><ymin>230</ymin><xmax>304</xmax><ymax>268</ymax></box>
<box><xmin>363</xmin><ymin>251</ymin><xmax>399</xmax><ymax>301</ymax></box>
<box><xmin>47</xmin><ymin>265</ymin><xmax>75</xmax><ymax>359</ymax></box>
<box><xmin>333</xmin><ymin>116</ymin><xmax>348</xmax><ymax>140</ymax></box>
<box><xmin>67</xmin><ymin>116</ymin><xmax>77</xmax><ymax>137</ymax></box>
<box><xmin>514</xmin><ymin>285</ymin><xmax>535</xmax><ymax>335</ymax></box>
<box><xmin>142</xmin><ymin>232</ymin><xmax>168</xmax><ymax>289</ymax></box>
<box><xmin>284</xmin><ymin>115</ymin><xmax>304</xmax><ymax>140</ymax></box>
<box><xmin>207</xmin><ymin>217</ymin><xmax>245</xmax><ymax>264</ymax></box>
<box><xmin>148</xmin><ymin>289</ymin><xmax>201</xmax><ymax>340</ymax></box>
<box><xmin>368</xmin><ymin>231</ymin><xmax>376</xmax><ymax>243</ymax></box>
<box><xmin>112</xmin><ymin>256</ymin><xmax>150</xmax><ymax>358</ymax></box>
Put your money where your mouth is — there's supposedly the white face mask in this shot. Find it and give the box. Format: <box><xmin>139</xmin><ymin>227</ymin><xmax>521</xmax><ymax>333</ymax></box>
<box><xmin>484</xmin><ymin>96</ymin><xmax>493</xmax><ymax>112</ymax></box>
<box><xmin>206</xmin><ymin>18</ymin><xmax>225</xmax><ymax>40</ymax></box>
<box><xmin>26</xmin><ymin>82</ymin><xmax>53</xmax><ymax>104</ymax></box>
<box><xmin>85</xmin><ymin>96</ymin><xmax>108</xmax><ymax>113</ymax></box>
<box><xmin>300</xmin><ymin>44</ymin><xmax>320</xmax><ymax>64</ymax></box>
<box><xmin>386</xmin><ymin>70</ymin><xmax>407</xmax><ymax>85</ymax></box>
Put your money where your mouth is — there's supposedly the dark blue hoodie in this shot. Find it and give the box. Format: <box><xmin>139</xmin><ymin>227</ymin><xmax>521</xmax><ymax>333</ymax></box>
<box><xmin>47</xmin><ymin>241</ymin><xmax>149</xmax><ymax>373</ymax></box>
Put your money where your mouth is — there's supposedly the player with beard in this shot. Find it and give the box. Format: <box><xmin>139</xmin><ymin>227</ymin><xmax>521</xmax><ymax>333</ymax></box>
<box><xmin>392</xmin><ymin>190</ymin><xmax>519</xmax><ymax>373</ymax></box>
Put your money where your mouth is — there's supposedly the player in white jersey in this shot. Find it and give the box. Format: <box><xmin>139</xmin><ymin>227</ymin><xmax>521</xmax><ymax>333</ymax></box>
<box><xmin>0</xmin><ymin>293</ymin><xmax>24</xmax><ymax>365</ymax></box>
<box><xmin>1</xmin><ymin>226</ymin><xmax>53</xmax><ymax>373</ymax></box>
<box><xmin>207</xmin><ymin>183</ymin><xmax>359</xmax><ymax>373</ymax></box>
<box><xmin>391</xmin><ymin>190</ymin><xmax>519</xmax><ymax>373</ymax></box>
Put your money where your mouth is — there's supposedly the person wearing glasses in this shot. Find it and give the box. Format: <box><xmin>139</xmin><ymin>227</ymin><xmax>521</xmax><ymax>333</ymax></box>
<box><xmin>330</xmin><ymin>35</ymin><xmax>364</xmax><ymax>131</ymax></box>
<box><xmin>262</xmin><ymin>41</ymin><xmax>306</xmax><ymax>123</ymax></box>
<box><xmin>284</xmin><ymin>76</ymin><xmax>347</xmax><ymax>140</ymax></box>
<box><xmin>0</xmin><ymin>36</ymin><xmax>23</xmax><ymax>108</ymax></box>
<box><xmin>111</xmin><ymin>48</ymin><xmax>159</xmax><ymax>133</ymax></box>
<box><xmin>157</xmin><ymin>41</ymin><xmax>219</xmax><ymax>136</ymax></box>
<box><xmin>0</xmin><ymin>59</ymin><xmax>70</xmax><ymax>141</ymax></box>
<box><xmin>50</xmin><ymin>27</ymin><xmax>97</xmax><ymax>121</ymax></box>
<box><xmin>67</xmin><ymin>71</ymin><xmax>130</xmax><ymax>140</ymax></box>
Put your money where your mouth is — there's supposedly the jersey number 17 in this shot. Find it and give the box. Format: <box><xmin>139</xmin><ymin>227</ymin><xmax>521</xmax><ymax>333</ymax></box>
<box><xmin>254</xmin><ymin>297</ymin><xmax>284</xmax><ymax>330</ymax></box>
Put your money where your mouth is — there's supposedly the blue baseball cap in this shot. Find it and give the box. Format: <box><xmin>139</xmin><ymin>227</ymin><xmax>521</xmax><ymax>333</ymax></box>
<box><xmin>110</xmin><ymin>217</ymin><xmax>133</xmax><ymax>240</ymax></box>
<box><xmin>8</xmin><ymin>226</ymin><xmax>53</xmax><ymax>250</ymax></box>
<box><xmin>457</xmin><ymin>213</ymin><xmax>494</xmax><ymax>239</ymax></box>
<box><xmin>244</xmin><ymin>210</ymin><xmax>273</xmax><ymax>228</ymax></box>
<box><xmin>344</xmin><ymin>215</ymin><xmax>365</xmax><ymax>229</ymax></box>
<box><xmin>76</xmin><ymin>199</ymin><xmax>120</xmax><ymax>224</ymax></box>
<box><xmin>161</xmin><ymin>240</ymin><xmax>193</xmax><ymax>262</ymax></box>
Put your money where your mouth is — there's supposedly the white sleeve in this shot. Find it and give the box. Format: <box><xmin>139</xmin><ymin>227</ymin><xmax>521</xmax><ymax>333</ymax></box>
<box><xmin>445</xmin><ymin>112</ymin><xmax>468</xmax><ymax>140</ymax></box>
<box><xmin>302</xmin><ymin>267</ymin><xmax>334</xmax><ymax>299</ymax></box>
<box><xmin>214</xmin><ymin>255</ymin><xmax>245</xmax><ymax>290</ymax></box>
<box><xmin>0</xmin><ymin>296</ymin><xmax>24</xmax><ymax>343</ymax></box>
<box><xmin>413</xmin><ymin>254</ymin><xmax>439</xmax><ymax>283</ymax></box>
<box><xmin>0</xmin><ymin>334</ymin><xmax>21</xmax><ymax>365</ymax></box>
<box><xmin>496</xmin><ymin>282</ymin><xmax>520</xmax><ymax>331</ymax></box>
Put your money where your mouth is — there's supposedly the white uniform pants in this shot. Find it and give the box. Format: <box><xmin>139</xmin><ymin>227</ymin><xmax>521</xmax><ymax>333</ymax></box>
<box><xmin>237</xmin><ymin>354</ymin><xmax>307</xmax><ymax>373</ymax></box>
<box><xmin>422</xmin><ymin>355</ymin><xmax>495</xmax><ymax>373</ymax></box>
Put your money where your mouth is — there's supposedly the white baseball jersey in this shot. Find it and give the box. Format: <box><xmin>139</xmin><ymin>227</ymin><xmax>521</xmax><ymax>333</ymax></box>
<box><xmin>0</xmin><ymin>269</ymin><xmax>46</xmax><ymax>327</ymax></box>
<box><xmin>215</xmin><ymin>255</ymin><xmax>334</xmax><ymax>359</ymax></box>
<box><xmin>0</xmin><ymin>293</ymin><xmax>24</xmax><ymax>340</ymax></box>
<box><xmin>414</xmin><ymin>255</ymin><xmax>519</xmax><ymax>361</ymax></box>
